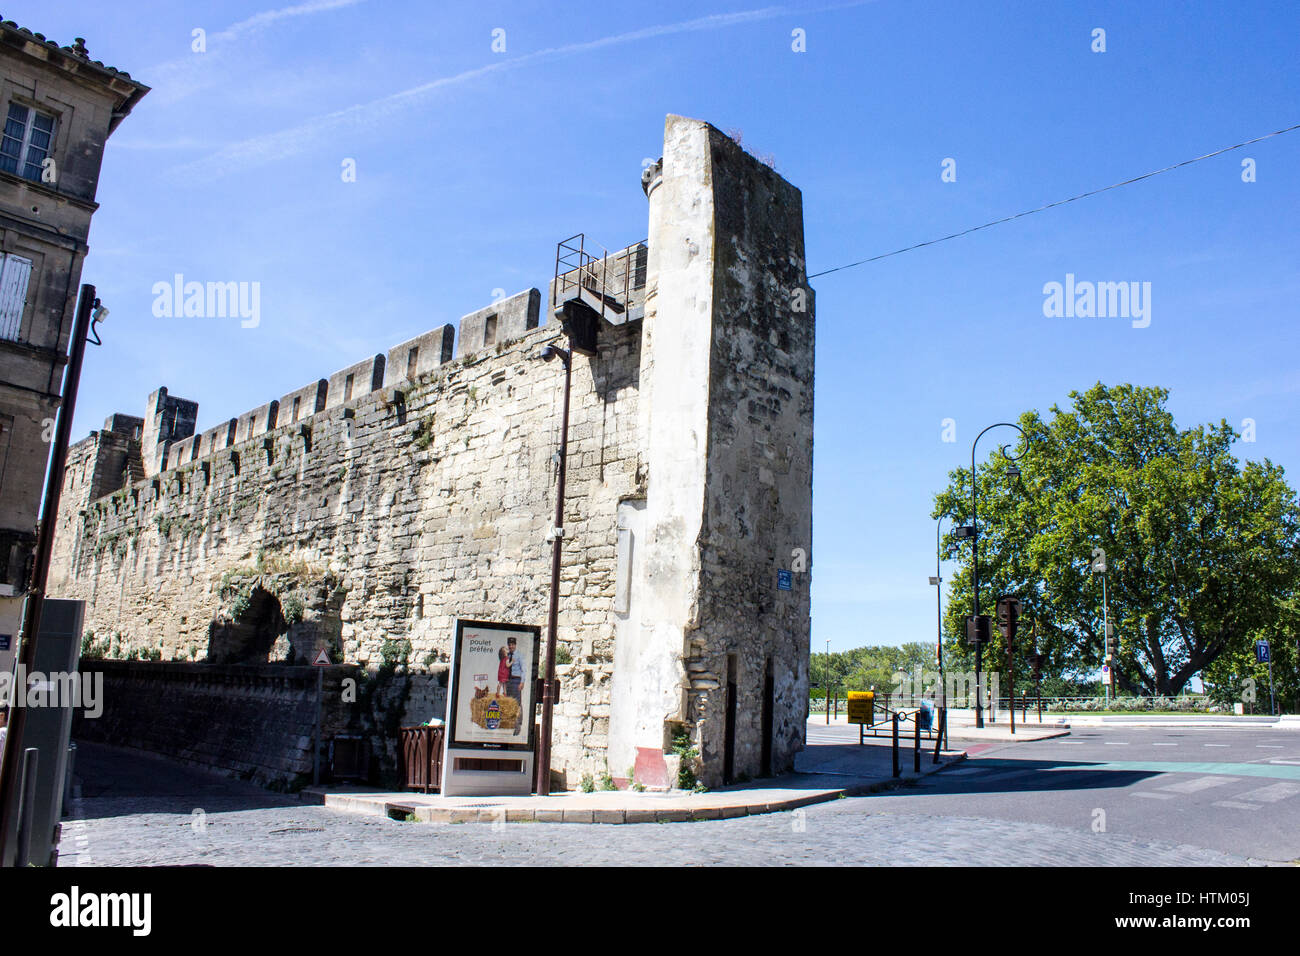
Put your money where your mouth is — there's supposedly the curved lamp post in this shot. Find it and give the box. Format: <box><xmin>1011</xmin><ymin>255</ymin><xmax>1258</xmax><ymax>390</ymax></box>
<box><xmin>967</xmin><ymin>422</ymin><xmax>1028</xmax><ymax>728</ymax></box>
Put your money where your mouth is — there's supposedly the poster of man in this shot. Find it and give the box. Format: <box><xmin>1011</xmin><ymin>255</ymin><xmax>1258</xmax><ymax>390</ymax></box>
<box><xmin>448</xmin><ymin>620</ymin><xmax>539</xmax><ymax>749</ymax></box>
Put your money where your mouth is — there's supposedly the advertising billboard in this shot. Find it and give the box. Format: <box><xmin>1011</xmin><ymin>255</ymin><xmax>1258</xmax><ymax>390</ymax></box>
<box><xmin>447</xmin><ymin>619</ymin><xmax>540</xmax><ymax>751</ymax></box>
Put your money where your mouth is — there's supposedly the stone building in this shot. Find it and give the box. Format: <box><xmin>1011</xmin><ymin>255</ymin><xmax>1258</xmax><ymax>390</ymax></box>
<box><xmin>0</xmin><ymin>20</ymin><xmax>147</xmax><ymax>669</ymax></box>
<box><xmin>49</xmin><ymin>115</ymin><xmax>814</xmax><ymax>789</ymax></box>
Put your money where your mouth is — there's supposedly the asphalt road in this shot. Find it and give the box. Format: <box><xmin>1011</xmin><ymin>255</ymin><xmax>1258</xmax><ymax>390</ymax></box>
<box><xmin>59</xmin><ymin>724</ymin><xmax>1300</xmax><ymax>866</ymax></box>
<box><xmin>810</xmin><ymin>721</ymin><xmax>1300</xmax><ymax>864</ymax></box>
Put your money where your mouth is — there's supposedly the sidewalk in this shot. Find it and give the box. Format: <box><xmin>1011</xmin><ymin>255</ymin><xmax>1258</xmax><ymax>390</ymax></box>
<box><xmin>813</xmin><ymin>711</ymin><xmax>1071</xmax><ymax>742</ymax></box>
<box><xmin>302</xmin><ymin>734</ymin><xmax>967</xmax><ymax>825</ymax></box>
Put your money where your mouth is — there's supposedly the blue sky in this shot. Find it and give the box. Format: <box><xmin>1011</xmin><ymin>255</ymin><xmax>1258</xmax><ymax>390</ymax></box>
<box><xmin>18</xmin><ymin>0</ymin><xmax>1300</xmax><ymax>652</ymax></box>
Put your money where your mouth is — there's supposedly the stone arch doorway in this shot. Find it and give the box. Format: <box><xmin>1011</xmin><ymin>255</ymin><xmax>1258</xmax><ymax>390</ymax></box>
<box><xmin>208</xmin><ymin>586</ymin><xmax>289</xmax><ymax>664</ymax></box>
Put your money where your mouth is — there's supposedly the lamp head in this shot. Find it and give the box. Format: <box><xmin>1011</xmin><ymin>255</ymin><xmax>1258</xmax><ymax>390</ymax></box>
<box><xmin>539</xmin><ymin>343</ymin><xmax>570</xmax><ymax>365</ymax></box>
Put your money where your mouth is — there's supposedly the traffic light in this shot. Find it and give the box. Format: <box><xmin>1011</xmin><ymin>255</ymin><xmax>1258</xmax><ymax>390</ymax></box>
<box><xmin>996</xmin><ymin>595</ymin><xmax>1022</xmax><ymax>643</ymax></box>
<box><xmin>1027</xmin><ymin>651</ymin><xmax>1045</xmax><ymax>680</ymax></box>
<box><xmin>965</xmin><ymin>614</ymin><xmax>991</xmax><ymax>645</ymax></box>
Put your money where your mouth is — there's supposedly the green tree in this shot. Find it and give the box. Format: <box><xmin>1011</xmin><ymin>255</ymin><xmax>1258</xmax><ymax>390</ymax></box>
<box><xmin>811</xmin><ymin>644</ymin><xmax>937</xmax><ymax>696</ymax></box>
<box><xmin>1203</xmin><ymin>595</ymin><xmax>1300</xmax><ymax>713</ymax></box>
<box><xmin>933</xmin><ymin>383</ymin><xmax>1300</xmax><ymax>697</ymax></box>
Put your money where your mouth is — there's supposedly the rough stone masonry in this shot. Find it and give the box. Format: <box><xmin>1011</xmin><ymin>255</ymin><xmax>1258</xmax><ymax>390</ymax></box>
<box><xmin>48</xmin><ymin>115</ymin><xmax>815</xmax><ymax>790</ymax></box>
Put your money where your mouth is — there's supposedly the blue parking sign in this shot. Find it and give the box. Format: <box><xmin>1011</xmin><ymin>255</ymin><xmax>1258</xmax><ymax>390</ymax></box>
<box><xmin>1255</xmin><ymin>640</ymin><xmax>1270</xmax><ymax>664</ymax></box>
<box><xmin>777</xmin><ymin>569</ymin><xmax>793</xmax><ymax>591</ymax></box>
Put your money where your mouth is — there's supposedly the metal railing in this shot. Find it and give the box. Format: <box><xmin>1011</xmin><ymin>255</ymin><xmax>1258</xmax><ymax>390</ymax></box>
<box><xmin>812</xmin><ymin>693</ymin><xmax>1219</xmax><ymax>713</ymax></box>
<box><xmin>552</xmin><ymin>234</ymin><xmax>646</xmax><ymax>318</ymax></box>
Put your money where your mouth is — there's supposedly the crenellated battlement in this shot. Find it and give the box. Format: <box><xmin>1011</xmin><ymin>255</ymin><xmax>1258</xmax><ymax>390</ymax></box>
<box><xmin>123</xmin><ymin>258</ymin><xmax>650</xmax><ymax>484</ymax></box>
<box><xmin>115</xmin><ymin>282</ymin><xmax>580</xmax><ymax>484</ymax></box>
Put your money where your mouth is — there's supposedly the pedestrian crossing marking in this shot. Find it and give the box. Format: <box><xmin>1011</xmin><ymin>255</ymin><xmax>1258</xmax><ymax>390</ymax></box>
<box><xmin>1234</xmin><ymin>782</ymin><xmax>1300</xmax><ymax>803</ymax></box>
<box><xmin>1158</xmin><ymin>776</ymin><xmax>1238</xmax><ymax>794</ymax></box>
<box><xmin>1211</xmin><ymin>800</ymin><xmax>1261</xmax><ymax>811</ymax></box>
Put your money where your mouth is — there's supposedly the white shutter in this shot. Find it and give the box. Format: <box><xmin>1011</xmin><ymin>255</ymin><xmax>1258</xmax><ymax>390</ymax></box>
<box><xmin>0</xmin><ymin>253</ymin><xmax>33</xmax><ymax>342</ymax></box>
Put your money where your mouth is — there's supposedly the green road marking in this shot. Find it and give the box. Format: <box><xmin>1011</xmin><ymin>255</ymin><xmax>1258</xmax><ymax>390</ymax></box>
<box><xmin>971</xmin><ymin>758</ymin><xmax>1300</xmax><ymax>781</ymax></box>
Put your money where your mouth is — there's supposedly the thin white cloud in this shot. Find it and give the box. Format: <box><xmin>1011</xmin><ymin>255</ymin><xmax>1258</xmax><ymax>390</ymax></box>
<box><xmin>171</xmin><ymin>2</ymin><xmax>874</xmax><ymax>181</ymax></box>
<box><xmin>142</xmin><ymin>0</ymin><xmax>368</xmax><ymax>104</ymax></box>
<box><xmin>213</xmin><ymin>0</ymin><xmax>366</xmax><ymax>43</ymax></box>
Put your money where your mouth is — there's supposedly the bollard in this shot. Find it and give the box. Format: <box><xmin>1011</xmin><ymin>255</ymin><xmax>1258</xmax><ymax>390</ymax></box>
<box><xmin>892</xmin><ymin>713</ymin><xmax>900</xmax><ymax>778</ymax></box>
<box><xmin>913</xmin><ymin>714</ymin><xmax>920</xmax><ymax>772</ymax></box>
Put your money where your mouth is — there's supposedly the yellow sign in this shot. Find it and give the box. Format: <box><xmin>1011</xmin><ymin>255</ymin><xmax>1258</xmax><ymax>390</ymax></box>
<box><xmin>847</xmin><ymin>691</ymin><xmax>874</xmax><ymax>724</ymax></box>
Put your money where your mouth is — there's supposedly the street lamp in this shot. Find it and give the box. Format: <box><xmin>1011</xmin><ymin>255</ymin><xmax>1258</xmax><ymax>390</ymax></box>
<box><xmin>1090</xmin><ymin>547</ymin><xmax>1111</xmax><ymax>706</ymax></box>
<box><xmin>966</xmin><ymin>422</ymin><xmax>1029</xmax><ymax>728</ymax></box>
<box><xmin>931</xmin><ymin>518</ymin><xmax>946</xmax><ymax>746</ymax></box>
<box><xmin>536</xmin><ymin>342</ymin><xmax>571</xmax><ymax>796</ymax></box>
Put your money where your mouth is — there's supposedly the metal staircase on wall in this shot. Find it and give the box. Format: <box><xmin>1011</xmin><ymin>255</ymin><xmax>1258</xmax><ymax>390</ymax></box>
<box><xmin>552</xmin><ymin>234</ymin><xmax>647</xmax><ymax>355</ymax></box>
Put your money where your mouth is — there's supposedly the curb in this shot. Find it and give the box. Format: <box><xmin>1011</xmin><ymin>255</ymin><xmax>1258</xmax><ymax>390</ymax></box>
<box><xmin>303</xmin><ymin>751</ymin><xmax>967</xmax><ymax>825</ymax></box>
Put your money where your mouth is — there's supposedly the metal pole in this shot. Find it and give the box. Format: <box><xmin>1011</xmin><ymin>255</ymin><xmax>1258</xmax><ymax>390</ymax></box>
<box><xmin>972</xmin><ymin>440</ymin><xmax>982</xmax><ymax>729</ymax></box>
<box><xmin>1009</xmin><ymin>632</ymin><xmax>1015</xmax><ymax>735</ymax></box>
<box><xmin>891</xmin><ymin>714</ymin><xmax>899</xmax><ymax>778</ymax></box>
<box><xmin>968</xmin><ymin>423</ymin><xmax>1027</xmax><ymax>731</ymax></box>
<box><xmin>825</xmin><ymin>639</ymin><xmax>830</xmax><ymax>725</ymax></box>
<box><xmin>1267</xmin><ymin>656</ymin><xmax>1276</xmax><ymax>716</ymax></box>
<box><xmin>913</xmin><ymin>714</ymin><xmax>920</xmax><ymax>772</ymax></box>
<box><xmin>1102</xmin><ymin>572</ymin><xmax>1110</xmax><ymax>706</ymax></box>
<box><xmin>0</xmin><ymin>284</ymin><xmax>96</xmax><ymax>867</ymax></box>
<box><xmin>312</xmin><ymin>666</ymin><xmax>323</xmax><ymax>786</ymax></box>
<box><xmin>538</xmin><ymin>350</ymin><xmax>571</xmax><ymax>796</ymax></box>
<box><xmin>935</xmin><ymin>518</ymin><xmax>946</xmax><ymax>733</ymax></box>
<box><xmin>933</xmin><ymin>708</ymin><xmax>944</xmax><ymax>764</ymax></box>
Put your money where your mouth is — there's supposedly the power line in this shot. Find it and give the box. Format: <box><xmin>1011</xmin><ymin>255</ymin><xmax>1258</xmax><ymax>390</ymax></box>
<box><xmin>808</xmin><ymin>122</ymin><xmax>1300</xmax><ymax>279</ymax></box>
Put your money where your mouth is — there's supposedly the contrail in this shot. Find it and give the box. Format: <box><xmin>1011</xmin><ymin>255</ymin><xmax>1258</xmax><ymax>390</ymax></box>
<box><xmin>170</xmin><ymin>2</ymin><xmax>874</xmax><ymax>180</ymax></box>
<box><xmin>140</xmin><ymin>0</ymin><xmax>368</xmax><ymax>106</ymax></box>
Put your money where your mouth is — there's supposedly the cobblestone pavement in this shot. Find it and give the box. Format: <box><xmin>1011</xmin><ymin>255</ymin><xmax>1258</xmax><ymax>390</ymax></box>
<box><xmin>63</xmin><ymin>744</ymin><xmax>1252</xmax><ymax>866</ymax></box>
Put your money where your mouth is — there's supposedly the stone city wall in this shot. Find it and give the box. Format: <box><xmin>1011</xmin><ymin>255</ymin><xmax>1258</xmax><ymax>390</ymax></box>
<box><xmin>51</xmin><ymin>278</ymin><xmax>647</xmax><ymax>779</ymax></box>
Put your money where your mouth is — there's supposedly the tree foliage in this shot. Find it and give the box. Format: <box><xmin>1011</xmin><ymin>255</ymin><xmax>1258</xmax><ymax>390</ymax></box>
<box><xmin>932</xmin><ymin>383</ymin><xmax>1300</xmax><ymax>697</ymax></box>
<box><xmin>811</xmin><ymin>643</ymin><xmax>935</xmax><ymax>695</ymax></box>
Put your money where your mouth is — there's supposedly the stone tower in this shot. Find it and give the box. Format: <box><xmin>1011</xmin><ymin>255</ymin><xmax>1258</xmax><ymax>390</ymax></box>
<box><xmin>608</xmin><ymin>115</ymin><xmax>814</xmax><ymax>788</ymax></box>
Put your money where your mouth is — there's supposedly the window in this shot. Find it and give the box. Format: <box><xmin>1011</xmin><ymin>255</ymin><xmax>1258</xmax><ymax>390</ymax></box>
<box><xmin>484</xmin><ymin>314</ymin><xmax>498</xmax><ymax>346</ymax></box>
<box><xmin>406</xmin><ymin>347</ymin><xmax>418</xmax><ymax>380</ymax></box>
<box><xmin>344</xmin><ymin>373</ymin><xmax>354</xmax><ymax>401</ymax></box>
<box><xmin>0</xmin><ymin>252</ymin><xmax>33</xmax><ymax>341</ymax></box>
<box><xmin>0</xmin><ymin>103</ymin><xmax>54</xmax><ymax>183</ymax></box>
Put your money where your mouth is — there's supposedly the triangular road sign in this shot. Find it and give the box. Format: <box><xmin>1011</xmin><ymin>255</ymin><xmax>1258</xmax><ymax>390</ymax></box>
<box><xmin>312</xmin><ymin>649</ymin><xmax>331</xmax><ymax>666</ymax></box>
